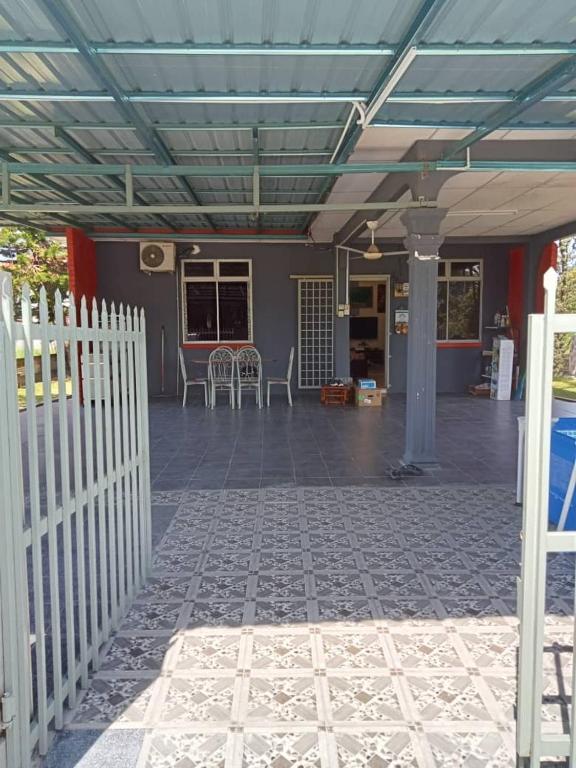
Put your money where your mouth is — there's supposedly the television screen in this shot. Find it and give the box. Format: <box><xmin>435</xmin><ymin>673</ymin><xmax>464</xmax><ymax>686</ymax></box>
<box><xmin>350</xmin><ymin>316</ymin><xmax>378</xmax><ymax>340</ymax></box>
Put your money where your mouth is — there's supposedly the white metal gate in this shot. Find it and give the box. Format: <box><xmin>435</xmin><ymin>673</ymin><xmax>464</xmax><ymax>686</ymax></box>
<box><xmin>0</xmin><ymin>272</ymin><xmax>151</xmax><ymax>767</ymax></box>
<box><xmin>517</xmin><ymin>267</ymin><xmax>576</xmax><ymax>765</ymax></box>
<box><xmin>297</xmin><ymin>278</ymin><xmax>334</xmax><ymax>389</ymax></box>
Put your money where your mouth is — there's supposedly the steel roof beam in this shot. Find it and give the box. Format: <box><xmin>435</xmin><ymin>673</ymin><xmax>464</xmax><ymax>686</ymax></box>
<box><xmin>34</xmin><ymin>0</ymin><xmax>214</xmax><ymax>229</ymax></box>
<box><xmin>3</xmin><ymin>40</ymin><xmax>576</xmax><ymax>57</ymax></box>
<box><xmin>8</xmin><ymin>158</ymin><xmax>576</xmax><ymax>178</ymax></box>
<box><xmin>0</xmin><ymin>90</ymin><xmax>368</xmax><ymax>104</ymax></box>
<box><xmin>371</xmin><ymin>120</ymin><xmax>576</xmax><ymax>131</ymax></box>
<box><xmin>5</xmin><ymin>88</ymin><xmax>576</xmax><ymax>105</ymax></box>
<box><xmin>0</xmin><ymin>120</ymin><xmax>343</xmax><ymax>132</ymax></box>
<box><xmin>445</xmin><ymin>55</ymin><xmax>576</xmax><ymax>159</ymax></box>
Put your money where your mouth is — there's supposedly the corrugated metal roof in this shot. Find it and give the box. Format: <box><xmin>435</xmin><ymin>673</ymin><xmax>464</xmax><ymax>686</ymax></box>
<box><xmin>0</xmin><ymin>0</ymin><xmax>575</xmax><ymax>236</ymax></box>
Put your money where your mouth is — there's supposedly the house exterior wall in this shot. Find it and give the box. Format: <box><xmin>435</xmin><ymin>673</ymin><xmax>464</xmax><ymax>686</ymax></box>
<box><xmin>96</xmin><ymin>241</ymin><xmax>511</xmax><ymax>397</ymax></box>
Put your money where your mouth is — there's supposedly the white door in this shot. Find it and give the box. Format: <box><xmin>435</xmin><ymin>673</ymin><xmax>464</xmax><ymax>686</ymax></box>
<box><xmin>298</xmin><ymin>279</ymin><xmax>334</xmax><ymax>388</ymax></box>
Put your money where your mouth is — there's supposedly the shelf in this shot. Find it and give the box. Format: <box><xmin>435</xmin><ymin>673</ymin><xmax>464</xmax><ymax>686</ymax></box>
<box><xmin>484</xmin><ymin>326</ymin><xmax>512</xmax><ymax>331</ymax></box>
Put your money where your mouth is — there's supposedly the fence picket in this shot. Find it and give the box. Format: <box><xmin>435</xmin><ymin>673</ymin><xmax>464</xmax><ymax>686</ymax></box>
<box><xmin>140</xmin><ymin>310</ymin><xmax>152</xmax><ymax>573</ymax></box>
<box><xmin>118</xmin><ymin>306</ymin><xmax>134</xmax><ymax>602</ymax></box>
<box><xmin>39</xmin><ymin>288</ymin><xmax>64</xmax><ymax>730</ymax></box>
<box><xmin>126</xmin><ymin>309</ymin><xmax>140</xmax><ymax>591</ymax></box>
<box><xmin>110</xmin><ymin>304</ymin><xmax>126</xmax><ymax>617</ymax></box>
<box><xmin>21</xmin><ymin>285</ymin><xmax>49</xmax><ymax>755</ymax></box>
<box><xmin>0</xmin><ymin>280</ymin><xmax>151</xmax><ymax>766</ymax></box>
<box><xmin>91</xmin><ymin>299</ymin><xmax>110</xmax><ymax>642</ymax></box>
<box><xmin>80</xmin><ymin>297</ymin><xmax>100</xmax><ymax>671</ymax></box>
<box><xmin>67</xmin><ymin>294</ymin><xmax>89</xmax><ymax>690</ymax></box>
<box><xmin>53</xmin><ymin>291</ymin><xmax>76</xmax><ymax>709</ymax></box>
<box><xmin>101</xmin><ymin>301</ymin><xmax>118</xmax><ymax>629</ymax></box>
<box><xmin>0</xmin><ymin>273</ymin><xmax>31</xmax><ymax>767</ymax></box>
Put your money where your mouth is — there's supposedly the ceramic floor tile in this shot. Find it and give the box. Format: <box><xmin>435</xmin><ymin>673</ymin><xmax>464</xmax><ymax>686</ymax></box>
<box><xmin>244</xmin><ymin>676</ymin><xmax>319</xmax><ymax>723</ymax></box>
<box><xmin>253</xmin><ymin>599</ymin><xmax>309</xmax><ymax>627</ymax></box>
<box><xmin>256</xmin><ymin>573</ymin><xmax>307</xmax><ymax>599</ymax></box>
<box><xmin>175</xmin><ymin>635</ymin><xmax>242</xmax><ymax>672</ymax></box>
<box><xmin>320</xmin><ymin>631</ymin><xmax>388</xmax><ymax>670</ymax></box>
<box><xmin>326</xmin><ymin>676</ymin><xmax>403</xmax><ymax>723</ymax></box>
<box><xmin>70</xmin><ymin>678</ymin><xmax>155</xmax><ymax>725</ymax></box>
<box><xmin>426</xmin><ymin>731</ymin><xmax>514</xmax><ymax>768</ymax></box>
<box><xmin>159</xmin><ymin>677</ymin><xmax>235</xmax><ymax>724</ymax></box>
<box><xmin>101</xmin><ymin>636</ymin><xmax>174</xmax><ymax>672</ymax></box>
<box><xmin>459</xmin><ymin>630</ymin><xmax>519</xmax><ymax>670</ymax></box>
<box><xmin>187</xmin><ymin>601</ymin><xmax>247</xmax><ymax>628</ymax></box>
<box><xmin>121</xmin><ymin>602</ymin><xmax>183</xmax><ymax>632</ymax></box>
<box><xmin>197</xmin><ymin>575</ymin><xmax>250</xmax><ymax>600</ymax></box>
<box><xmin>240</xmin><ymin>730</ymin><xmax>322</xmax><ymax>768</ymax></box>
<box><xmin>249</xmin><ymin>633</ymin><xmax>314</xmax><ymax>669</ymax></box>
<box><xmin>407</xmin><ymin>675</ymin><xmax>492</xmax><ymax>722</ymax></box>
<box><xmin>333</xmin><ymin>731</ymin><xmax>421</xmax><ymax>768</ymax></box>
<box><xmin>316</xmin><ymin>598</ymin><xmax>375</xmax><ymax>626</ymax></box>
<box><xmin>390</xmin><ymin>631</ymin><xmax>463</xmax><ymax>669</ymax></box>
<box><xmin>143</xmin><ymin>732</ymin><xmax>228</xmax><ymax>768</ymax></box>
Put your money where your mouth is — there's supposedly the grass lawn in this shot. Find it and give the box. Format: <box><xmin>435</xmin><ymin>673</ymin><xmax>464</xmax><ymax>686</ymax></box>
<box><xmin>553</xmin><ymin>376</ymin><xmax>576</xmax><ymax>401</ymax></box>
<box><xmin>18</xmin><ymin>380</ymin><xmax>72</xmax><ymax>409</ymax></box>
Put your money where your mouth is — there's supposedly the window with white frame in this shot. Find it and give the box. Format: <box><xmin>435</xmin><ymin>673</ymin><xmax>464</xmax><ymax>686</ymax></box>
<box><xmin>181</xmin><ymin>259</ymin><xmax>253</xmax><ymax>344</ymax></box>
<box><xmin>437</xmin><ymin>260</ymin><xmax>482</xmax><ymax>341</ymax></box>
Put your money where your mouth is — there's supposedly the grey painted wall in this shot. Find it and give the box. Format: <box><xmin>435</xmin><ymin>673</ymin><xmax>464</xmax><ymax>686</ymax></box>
<box><xmin>96</xmin><ymin>240</ymin><xmax>512</xmax><ymax>397</ymax></box>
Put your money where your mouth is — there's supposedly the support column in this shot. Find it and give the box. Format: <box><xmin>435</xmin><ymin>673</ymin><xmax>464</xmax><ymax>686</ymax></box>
<box><xmin>401</xmin><ymin>209</ymin><xmax>447</xmax><ymax>466</ymax></box>
<box><xmin>66</xmin><ymin>227</ymin><xmax>97</xmax><ymax>306</ymax></box>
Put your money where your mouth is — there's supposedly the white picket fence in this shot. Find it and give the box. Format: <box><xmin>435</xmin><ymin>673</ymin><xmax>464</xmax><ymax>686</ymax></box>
<box><xmin>0</xmin><ymin>272</ymin><xmax>151</xmax><ymax>768</ymax></box>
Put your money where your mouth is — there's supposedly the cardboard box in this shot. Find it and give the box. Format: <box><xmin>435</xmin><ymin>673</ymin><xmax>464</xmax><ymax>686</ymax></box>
<box><xmin>355</xmin><ymin>388</ymin><xmax>383</xmax><ymax>407</ymax></box>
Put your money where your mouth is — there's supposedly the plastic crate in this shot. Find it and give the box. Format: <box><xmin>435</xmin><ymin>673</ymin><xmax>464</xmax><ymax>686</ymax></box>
<box><xmin>549</xmin><ymin>418</ymin><xmax>576</xmax><ymax>530</ymax></box>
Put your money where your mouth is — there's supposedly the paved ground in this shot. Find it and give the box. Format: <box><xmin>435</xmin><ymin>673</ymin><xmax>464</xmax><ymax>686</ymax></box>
<box><xmin>42</xmin><ymin>396</ymin><xmax>573</xmax><ymax>767</ymax></box>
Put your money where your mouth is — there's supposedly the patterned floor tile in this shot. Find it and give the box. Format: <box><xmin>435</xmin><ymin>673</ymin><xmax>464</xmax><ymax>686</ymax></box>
<box><xmin>241</xmin><ymin>730</ymin><xmax>321</xmax><ymax>768</ymax></box>
<box><xmin>260</xmin><ymin>533</ymin><xmax>302</xmax><ymax>551</ymax></box>
<box><xmin>159</xmin><ymin>677</ymin><xmax>235</xmax><ymax>724</ymax></box>
<box><xmin>138</xmin><ymin>575</ymin><xmax>191</xmax><ymax>602</ymax></box>
<box><xmin>379</xmin><ymin>598</ymin><xmax>439</xmax><ymax>624</ymax></box>
<box><xmin>253</xmin><ymin>599</ymin><xmax>309</xmax><ymax>626</ymax></box>
<box><xmin>203</xmin><ymin>552</ymin><xmax>252</xmax><ymax>573</ymax></box>
<box><xmin>427</xmin><ymin>572</ymin><xmax>489</xmax><ymax>598</ymax></box>
<box><xmin>121</xmin><ymin>601</ymin><xmax>183</xmax><ymax>632</ymax></box>
<box><xmin>257</xmin><ymin>574</ymin><xmax>307</xmax><ymax>599</ymax></box>
<box><xmin>426</xmin><ymin>731</ymin><xmax>514</xmax><ymax>767</ymax></box>
<box><xmin>152</xmin><ymin>551</ymin><xmax>201</xmax><ymax>575</ymax></box>
<box><xmin>71</xmin><ymin>678</ymin><xmax>155</xmax><ymax>725</ymax></box>
<box><xmin>406</xmin><ymin>675</ymin><xmax>491</xmax><ymax>722</ymax></box>
<box><xmin>333</xmin><ymin>731</ymin><xmax>420</xmax><ymax>768</ymax></box>
<box><xmin>320</xmin><ymin>631</ymin><xmax>388</xmax><ymax>669</ymax></box>
<box><xmin>362</xmin><ymin>550</ymin><xmax>414</xmax><ymax>571</ymax></box>
<box><xmin>250</xmin><ymin>633</ymin><xmax>314</xmax><ymax>669</ymax></box>
<box><xmin>459</xmin><ymin>630</ymin><xmax>518</xmax><ymax>669</ymax></box>
<box><xmin>317</xmin><ymin>598</ymin><xmax>375</xmax><ymax>626</ymax></box>
<box><xmin>101</xmin><ymin>636</ymin><xmax>174</xmax><ymax>672</ymax></box>
<box><xmin>310</xmin><ymin>551</ymin><xmax>358</xmax><ymax>570</ymax></box>
<box><xmin>326</xmin><ymin>676</ymin><xmax>403</xmax><ymax>722</ymax></box>
<box><xmin>372</xmin><ymin>573</ymin><xmax>428</xmax><ymax>598</ymax></box>
<box><xmin>187</xmin><ymin>601</ymin><xmax>247</xmax><ymax>628</ymax></box>
<box><xmin>314</xmin><ymin>572</ymin><xmax>367</xmax><ymax>598</ymax></box>
<box><xmin>244</xmin><ymin>676</ymin><xmax>319</xmax><ymax>723</ymax></box>
<box><xmin>175</xmin><ymin>634</ymin><xmax>242</xmax><ymax>671</ymax></box>
<box><xmin>390</xmin><ymin>631</ymin><xmax>463</xmax><ymax>669</ymax></box>
<box><xmin>197</xmin><ymin>575</ymin><xmax>249</xmax><ymax>600</ymax></box>
<box><xmin>143</xmin><ymin>732</ymin><xmax>228</xmax><ymax>768</ymax></box>
<box><xmin>258</xmin><ymin>551</ymin><xmax>304</xmax><ymax>571</ymax></box>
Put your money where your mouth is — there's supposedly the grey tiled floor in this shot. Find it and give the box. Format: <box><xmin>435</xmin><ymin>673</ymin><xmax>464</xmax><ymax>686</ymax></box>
<box><xmin>44</xmin><ymin>397</ymin><xmax>573</xmax><ymax>767</ymax></box>
<box><xmin>48</xmin><ymin>483</ymin><xmax>574</xmax><ymax>768</ymax></box>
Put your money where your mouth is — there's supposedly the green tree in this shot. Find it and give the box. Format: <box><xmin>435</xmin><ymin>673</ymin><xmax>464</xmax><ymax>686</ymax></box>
<box><xmin>554</xmin><ymin>236</ymin><xmax>576</xmax><ymax>378</ymax></box>
<box><xmin>0</xmin><ymin>227</ymin><xmax>68</xmax><ymax>320</ymax></box>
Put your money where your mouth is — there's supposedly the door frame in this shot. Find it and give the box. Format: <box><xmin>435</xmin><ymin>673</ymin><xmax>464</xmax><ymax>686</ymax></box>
<box><xmin>349</xmin><ymin>274</ymin><xmax>391</xmax><ymax>390</ymax></box>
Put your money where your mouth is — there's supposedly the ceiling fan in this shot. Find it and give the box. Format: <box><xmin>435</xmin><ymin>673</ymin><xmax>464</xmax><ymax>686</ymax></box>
<box><xmin>345</xmin><ymin>221</ymin><xmax>408</xmax><ymax>260</ymax></box>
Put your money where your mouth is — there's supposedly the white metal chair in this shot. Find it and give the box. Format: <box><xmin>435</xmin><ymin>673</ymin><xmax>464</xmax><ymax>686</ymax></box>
<box><xmin>208</xmin><ymin>346</ymin><xmax>236</xmax><ymax>408</ymax></box>
<box><xmin>179</xmin><ymin>348</ymin><xmax>208</xmax><ymax>407</ymax></box>
<box><xmin>267</xmin><ymin>346</ymin><xmax>294</xmax><ymax>406</ymax></box>
<box><xmin>236</xmin><ymin>346</ymin><xmax>262</xmax><ymax>408</ymax></box>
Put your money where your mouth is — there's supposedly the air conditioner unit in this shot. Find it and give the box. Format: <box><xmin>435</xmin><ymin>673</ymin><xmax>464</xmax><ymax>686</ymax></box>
<box><xmin>139</xmin><ymin>242</ymin><xmax>176</xmax><ymax>273</ymax></box>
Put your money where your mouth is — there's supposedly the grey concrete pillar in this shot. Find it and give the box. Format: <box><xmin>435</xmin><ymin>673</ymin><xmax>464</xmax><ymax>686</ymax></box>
<box><xmin>400</xmin><ymin>209</ymin><xmax>447</xmax><ymax>465</ymax></box>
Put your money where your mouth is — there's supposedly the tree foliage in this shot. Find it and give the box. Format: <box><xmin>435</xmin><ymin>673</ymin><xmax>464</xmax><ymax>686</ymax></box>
<box><xmin>0</xmin><ymin>227</ymin><xmax>68</xmax><ymax>320</ymax></box>
<box><xmin>554</xmin><ymin>236</ymin><xmax>576</xmax><ymax>378</ymax></box>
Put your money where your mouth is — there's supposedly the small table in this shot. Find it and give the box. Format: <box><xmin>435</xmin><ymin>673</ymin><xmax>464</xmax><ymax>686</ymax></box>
<box><xmin>320</xmin><ymin>385</ymin><xmax>353</xmax><ymax>406</ymax></box>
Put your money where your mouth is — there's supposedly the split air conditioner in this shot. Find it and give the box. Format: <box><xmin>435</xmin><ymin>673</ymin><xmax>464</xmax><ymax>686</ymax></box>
<box><xmin>139</xmin><ymin>242</ymin><xmax>176</xmax><ymax>273</ymax></box>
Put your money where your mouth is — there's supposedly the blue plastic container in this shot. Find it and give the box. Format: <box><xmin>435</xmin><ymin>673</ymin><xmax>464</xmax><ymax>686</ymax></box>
<box><xmin>549</xmin><ymin>418</ymin><xmax>576</xmax><ymax>530</ymax></box>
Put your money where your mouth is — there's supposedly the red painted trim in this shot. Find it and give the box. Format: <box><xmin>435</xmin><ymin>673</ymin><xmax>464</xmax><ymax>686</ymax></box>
<box><xmin>437</xmin><ymin>341</ymin><xmax>482</xmax><ymax>349</ymax></box>
<box><xmin>507</xmin><ymin>246</ymin><xmax>525</xmax><ymax>341</ymax></box>
<box><xmin>536</xmin><ymin>242</ymin><xmax>558</xmax><ymax>312</ymax></box>
<box><xmin>66</xmin><ymin>227</ymin><xmax>97</xmax><ymax>305</ymax></box>
<box><xmin>182</xmin><ymin>342</ymin><xmax>254</xmax><ymax>350</ymax></box>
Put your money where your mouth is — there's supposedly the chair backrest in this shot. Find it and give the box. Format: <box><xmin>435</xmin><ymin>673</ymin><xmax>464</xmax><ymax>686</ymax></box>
<box><xmin>236</xmin><ymin>346</ymin><xmax>261</xmax><ymax>382</ymax></box>
<box><xmin>286</xmin><ymin>346</ymin><xmax>295</xmax><ymax>381</ymax></box>
<box><xmin>208</xmin><ymin>346</ymin><xmax>235</xmax><ymax>383</ymax></box>
<box><xmin>178</xmin><ymin>348</ymin><xmax>188</xmax><ymax>383</ymax></box>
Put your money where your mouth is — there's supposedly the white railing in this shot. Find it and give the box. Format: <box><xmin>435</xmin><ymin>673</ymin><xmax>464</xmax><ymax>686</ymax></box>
<box><xmin>516</xmin><ymin>267</ymin><xmax>576</xmax><ymax>766</ymax></box>
<box><xmin>0</xmin><ymin>273</ymin><xmax>151</xmax><ymax>768</ymax></box>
